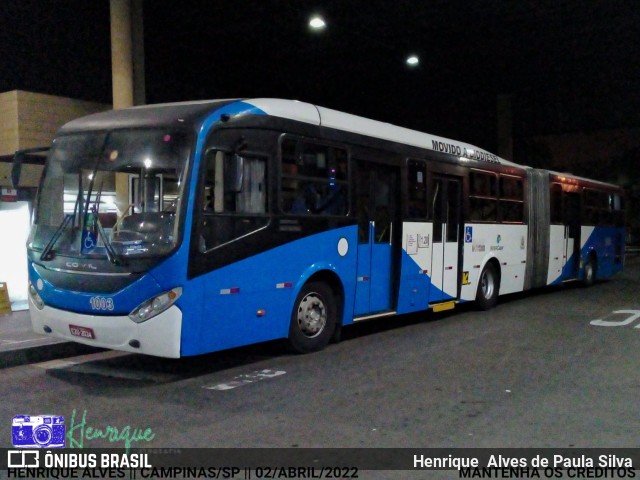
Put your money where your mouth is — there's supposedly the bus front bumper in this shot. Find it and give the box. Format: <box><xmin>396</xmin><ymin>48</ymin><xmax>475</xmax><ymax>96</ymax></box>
<box><xmin>29</xmin><ymin>299</ymin><xmax>182</xmax><ymax>358</ymax></box>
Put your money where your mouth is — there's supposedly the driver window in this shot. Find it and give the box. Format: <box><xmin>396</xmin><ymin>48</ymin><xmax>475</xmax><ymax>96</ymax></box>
<box><xmin>203</xmin><ymin>151</ymin><xmax>266</xmax><ymax>214</ymax></box>
<box><xmin>200</xmin><ymin>150</ymin><xmax>268</xmax><ymax>252</ymax></box>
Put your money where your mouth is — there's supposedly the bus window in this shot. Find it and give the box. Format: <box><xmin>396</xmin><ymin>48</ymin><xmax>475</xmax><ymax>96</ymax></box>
<box><xmin>407</xmin><ymin>160</ymin><xmax>427</xmax><ymax>218</ymax></box>
<box><xmin>612</xmin><ymin>194</ymin><xmax>625</xmax><ymax>227</ymax></box>
<box><xmin>550</xmin><ymin>183</ymin><xmax>563</xmax><ymax>224</ymax></box>
<box><xmin>357</xmin><ymin>167</ymin><xmax>371</xmax><ymax>243</ymax></box>
<box><xmin>280</xmin><ymin>138</ymin><xmax>348</xmax><ymax>216</ymax></box>
<box><xmin>430</xmin><ymin>179</ymin><xmax>443</xmax><ymax>242</ymax></box>
<box><xmin>200</xmin><ymin>150</ymin><xmax>268</xmax><ymax>251</ymax></box>
<box><xmin>584</xmin><ymin>189</ymin><xmax>604</xmax><ymax>225</ymax></box>
<box><xmin>499</xmin><ymin>175</ymin><xmax>524</xmax><ymax>223</ymax></box>
<box><xmin>469</xmin><ymin>170</ymin><xmax>497</xmax><ymax>222</ymax></box>
<box><xmin>584</xmin><ymin>188</ymin><xmax>619</xmax><ymax>226</ymax></box>
<box><xmin>600</xmin><ymin>192</ymin><xmax>614</xmax><ymax>225</ymax></box>
<box><xmin>373</xmin><ymin>171</ymin><xmax>392</xmax><ymax>243</ymax></box>
<box><xmin>447</xmin><ymin>180</ymin><xmax>461</xmax><ymax>242</ymax></box>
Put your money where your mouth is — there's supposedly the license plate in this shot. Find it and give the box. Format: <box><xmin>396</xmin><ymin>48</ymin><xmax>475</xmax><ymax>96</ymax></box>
<box><xmin>69</xmin><ymin>325</ymin><xmax>95</xmax><ymax>340</ymax></box>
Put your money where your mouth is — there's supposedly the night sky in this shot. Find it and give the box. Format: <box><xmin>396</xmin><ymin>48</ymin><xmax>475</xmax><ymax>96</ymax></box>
<box><xmin>1</xmin><ymin>0</ymin><xmax>638</xmax><ymax>153</ymax></box>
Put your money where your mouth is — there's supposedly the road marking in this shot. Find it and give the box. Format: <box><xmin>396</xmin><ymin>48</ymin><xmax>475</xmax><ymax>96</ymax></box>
<box><xmin>590</xmin><ymin>310</ymin><xmax>640</xmax><ymax>328</ymax></box>
<box><xmin>203</xmin><ymin>369</ymin><xmax>286</xmax><ymax>391</ymax></box>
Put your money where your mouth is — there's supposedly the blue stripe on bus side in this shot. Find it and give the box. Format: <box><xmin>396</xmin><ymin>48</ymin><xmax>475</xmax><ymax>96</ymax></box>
<box><xmin>174</xmin><ymin>223</ymin><xmax>454</xmax><ymax>355</ymax></box>
<box><xmin>396</xmin><ymin>250</ymin><xmax>453</xmax><ymax>314</ymax></box>
<box><xmin>179</xmin><ymin>226</ymin><xmax>358</xmax><ymax>355</ymax></box>
<box><xmin>551</xmin><ymin>226</ymin><xmax>624</xmax><ymax>285</ymax></box>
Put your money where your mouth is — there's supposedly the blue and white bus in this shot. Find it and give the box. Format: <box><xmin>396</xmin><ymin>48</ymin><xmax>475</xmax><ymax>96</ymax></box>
<box><xmin>23</xmin><ymin>99</ymin><xmax>625</xmax><ymax>357</ymax></box>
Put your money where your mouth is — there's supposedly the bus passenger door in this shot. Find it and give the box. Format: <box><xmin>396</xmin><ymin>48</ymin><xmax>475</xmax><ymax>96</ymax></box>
<box><xmin>429</xmin><ymin>175</ymin><xmax>462</xmax><ymax>304</ymax></box>
<box><xmin>354</xmin><ymin>162</ymin><xmax>398</xmax><ymax>316</ymax></box>
<box><xmin>563</xmin><ymin>191</ymin><xmax>581</xmax><ymax>278</ymax></box>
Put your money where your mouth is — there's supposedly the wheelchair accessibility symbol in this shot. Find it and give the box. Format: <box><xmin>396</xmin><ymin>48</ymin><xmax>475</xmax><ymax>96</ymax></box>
<box><xmin>464</xmin><ymin>226</ymin><xmax>473</xmax><ymax>243</ymax></box>
<box><xmin>81</xmin><ymin>230</ymin><xmax>97</xmax><ymax>253</ymax></box>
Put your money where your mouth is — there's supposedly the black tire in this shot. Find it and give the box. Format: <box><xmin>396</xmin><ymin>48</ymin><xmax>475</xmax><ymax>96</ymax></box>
<box><xmin>476</xmin><ymin>263</ymin><xmax>499</xmax><ymax>310</ymax></box>
<box><xmin>582</xmin><ymin>256</ymin><xmax>596</xmax><ymax>287</ymax></box>
<box><xmin>288</xmin><ymin>282</ymin><xmax>336</xmax><ymax>353</ymax></box>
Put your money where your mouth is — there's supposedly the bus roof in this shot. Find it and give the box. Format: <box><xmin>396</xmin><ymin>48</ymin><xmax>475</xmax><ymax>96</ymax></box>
<box><xmin>56</xmin><ymin>98</ymin><xmax>620</xmax><ymax>190</ymax></box>
<box><xmin>59</xmin><ymin>98</ymin><xmax>521</xmax><ymax>168</ymax></box>
<box><xmin>245</xmin><ymin>98</ymin><xmax>524</xmax><ymax>168</ymax></box>
<box><xmin>58</xmin><ymin>99</ymin><xmax>238</xmax><ymax>133</ymax></box>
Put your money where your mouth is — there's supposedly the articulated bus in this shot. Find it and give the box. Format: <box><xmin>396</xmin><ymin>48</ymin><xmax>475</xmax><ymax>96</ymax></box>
<box><xmin>22</xmin><ymin>99</ymin><xmax>625</xmax><ymax>357</ymax></box>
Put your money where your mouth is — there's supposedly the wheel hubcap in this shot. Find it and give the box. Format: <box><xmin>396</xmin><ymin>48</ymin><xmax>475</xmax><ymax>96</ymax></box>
<box><xmin>586</xmin><ymin>263</ymin><xmax>593</xmax><ymax>282</ymax></box>
<box><xmin>297</xmin><ymin>293</ymin><xmax>327</xmax><ymax>338</ymax></box>
<box><xmin>481</xmin><ymin>270</ymin><xmax>494</xmax><ymax>299</ymax></box>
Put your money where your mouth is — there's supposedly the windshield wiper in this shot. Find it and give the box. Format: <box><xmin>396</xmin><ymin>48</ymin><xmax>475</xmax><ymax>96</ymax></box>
<box><xmin>90</xmin><ymin>182</ymin><xmax>122</xmax><ymax>265</ymax></box>
<box><xmin>92</xmin><ymin>209</ymin><xmax>122</xmax><ymax>265</ymax></box>
<box><xmin>81</xmin><ymin>133</ymin><xmax>109</xmax><ymax>234</ymax></box>
<box><xmin>40</xmin><ymin>214</ymin><xmax>74</xmax><ymax>261</ymax></box>
<box><xmin>78</xmin><ymin>133</ymin><xmax>124</xmax><ymax>265</ymax></box>
<box><xmin>40</xmin><ymin>183</ymin><xmax>83</xmax><ymax>261</ymax></box>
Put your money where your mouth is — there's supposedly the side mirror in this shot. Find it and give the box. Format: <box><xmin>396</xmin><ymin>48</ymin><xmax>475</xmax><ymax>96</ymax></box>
<box><xmin>11</xmin><ymin>151</ymin><xmax>24</xmax><ymax>189</ymax></box>
<box><xmin>11</xmin><ymin>147</ymin><xmax>50</xmax><ymax>188</ymax></box>
<box><xmin>224</xmin><ymin>154</ymin><xmax>244</xmax><ymax>193</ymax></box>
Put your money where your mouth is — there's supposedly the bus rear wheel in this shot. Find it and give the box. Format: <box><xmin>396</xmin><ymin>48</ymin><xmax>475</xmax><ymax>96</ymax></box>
<box><xmin>582</xmin><ymin>256</ymin><xmax>596</xmax><ymax>287</ymax></box>
<box><xmin>288</xmin><ymin>282</ymin><xmax>336</xmax><ymax>353</ymax></box>
<box><xmin>476</xmin><ymin>263</ymin><xmax>499</xmax><ymax>310</ymax></box>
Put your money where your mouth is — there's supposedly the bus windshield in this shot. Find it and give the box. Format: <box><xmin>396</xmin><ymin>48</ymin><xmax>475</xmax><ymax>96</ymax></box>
<box><xmin>31</xmin><ymin>128</ymin><xmax>193</xmax><ymax>263</ymax></box>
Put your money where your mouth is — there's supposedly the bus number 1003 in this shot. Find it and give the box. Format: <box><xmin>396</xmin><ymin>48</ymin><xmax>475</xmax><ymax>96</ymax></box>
<box><xmin>89</xmin><ymin>296</ymin><xmax>115</xmax><ymax>311</ymax></box>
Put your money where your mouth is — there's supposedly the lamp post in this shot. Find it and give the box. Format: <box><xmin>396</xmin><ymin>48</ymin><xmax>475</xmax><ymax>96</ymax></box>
<box><xmin>110</xmin><ymin>0</ymin><xmax>145</xmax><ymax>109</ymax></box>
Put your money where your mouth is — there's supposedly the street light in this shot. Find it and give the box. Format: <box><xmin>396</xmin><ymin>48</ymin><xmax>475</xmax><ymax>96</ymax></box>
<box><xmin>406</xmin><ymin>55</ymin><xmax>419</xmax><ymax>67</ymax></box>
<box><xmin>309</xmin><ymin>15</ymin><xmax>326</xmax><ymax>30</ymax></box>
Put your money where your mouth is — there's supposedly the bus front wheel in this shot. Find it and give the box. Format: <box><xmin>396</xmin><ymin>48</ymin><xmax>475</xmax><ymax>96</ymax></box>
<box><xmin>288</xmin><ymin>282</ymin><xmax>336</xmax><ymax>353</ymax></box>
<box><xmin>476</xmin><ymin>263</ymin><xmax>499</xmax><ymax>310</ymax></box>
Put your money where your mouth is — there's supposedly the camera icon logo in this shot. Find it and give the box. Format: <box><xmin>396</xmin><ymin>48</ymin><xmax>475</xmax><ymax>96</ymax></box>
<box><xmin>12</xmin><ymin>415</ymin><xmax>65</xmax><ymax>448</ymax></box>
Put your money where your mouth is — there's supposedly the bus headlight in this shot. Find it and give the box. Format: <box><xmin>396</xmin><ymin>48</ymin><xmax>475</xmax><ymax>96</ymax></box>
<box><xmin>128</xmin><ymin>287</ymin><xmax>182</xmax><ymax>323</ymax></box>
<box><xmin>29</xmin><ymin>282</ymin><xmax>45</xmax><ymax>310</ymax></box>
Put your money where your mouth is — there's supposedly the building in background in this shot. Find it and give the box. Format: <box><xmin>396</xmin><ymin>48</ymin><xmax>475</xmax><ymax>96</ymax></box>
<box><xmin>0</xmin><ymin>90</ymin><xmax>107</xmax><ymax>310</ymax></box>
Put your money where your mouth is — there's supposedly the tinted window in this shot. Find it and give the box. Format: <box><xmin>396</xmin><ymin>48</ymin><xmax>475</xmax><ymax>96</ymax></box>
<box><xmin>408</xmin><ymin>160</ymin><xmax>427</xmax><ymax>218</ymax></box>
<box><xmin>200</xmin><ymin>150</ymin><xmax>268</xmax><ymax>251</ymax></box>
<box><xmin>469</xmin><ymin>171</ymin><xmax>498</xmax><ymax>222</ymax></box>
<box><xmin>280</xmin><ymin>138</ymin><xmax>348</xmax><ymax>216</ymax></box>
<box><xmin>499</xmin><ymin>175</ymin><xmax>524</xmax><ymax>223</ymax></box>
